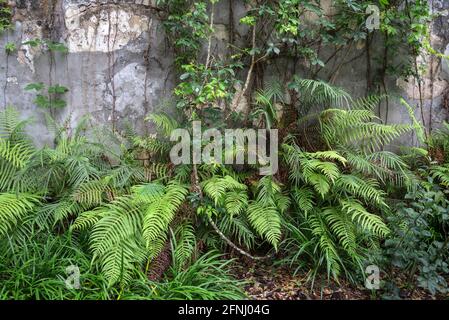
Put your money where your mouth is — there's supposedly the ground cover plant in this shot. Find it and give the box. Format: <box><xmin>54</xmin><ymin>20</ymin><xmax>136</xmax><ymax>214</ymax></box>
<box><xmin>0</xmin><ymin>0</ymin><xmax>448</xmax><ymax>300</ymax></box>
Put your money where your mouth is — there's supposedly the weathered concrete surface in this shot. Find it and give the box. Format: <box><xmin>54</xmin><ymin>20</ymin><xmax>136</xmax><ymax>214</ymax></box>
<box><xmin>1</xmin><ymin>0</ymin><xmax>175</xmax><ymax>146</ymax></box>
<box><xmin>0</xmin><ymin>0</ymin><xmax>448</xmax><ymax>147</ymax></box>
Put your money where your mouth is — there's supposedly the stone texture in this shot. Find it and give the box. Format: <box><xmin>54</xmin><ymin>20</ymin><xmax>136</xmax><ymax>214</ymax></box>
<box><xmin>0</xmin><ymin>0</ymin><xmax>448</xmax><ymax>148</ymax></box>
<box><xmin>1</xmin><ymin>0</ymin><xmax>175</xmax><ymax>146</ymax></box>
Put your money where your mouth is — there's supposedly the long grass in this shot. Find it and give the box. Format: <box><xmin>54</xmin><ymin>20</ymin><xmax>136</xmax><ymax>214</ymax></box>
<box><xmin>0</xmin><ymin>233</ymin><xmax>246</xmax><ymax>300</ymax></box>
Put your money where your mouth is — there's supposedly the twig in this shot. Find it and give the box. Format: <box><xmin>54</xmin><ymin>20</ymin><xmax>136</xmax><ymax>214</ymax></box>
<box><xmin>205</xmin><ymin>2</ymin><xmax>215</xmax><ymax>69</ymax></box>
<box><xmin>230</xmin><ymin>24</ymin><xmax>257</xmax><ymax>113</ymax></box>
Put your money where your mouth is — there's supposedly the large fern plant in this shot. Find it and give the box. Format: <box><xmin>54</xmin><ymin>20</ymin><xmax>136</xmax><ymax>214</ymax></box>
<box><xmin>280</xmin><ymin>84</ymin><xmax>418</xmax><ymax>282</ymax></box>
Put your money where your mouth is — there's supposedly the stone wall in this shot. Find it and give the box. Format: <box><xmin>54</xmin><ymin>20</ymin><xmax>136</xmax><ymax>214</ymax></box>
<box><xmin>1</xmin><ymin>0</ymin><xmax>449</xmax><ymax>146</ymax></box>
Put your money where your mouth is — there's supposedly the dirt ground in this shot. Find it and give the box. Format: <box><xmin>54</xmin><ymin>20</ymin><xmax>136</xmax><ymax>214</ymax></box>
<box><xmin>230</xmin><ymin>259</ymin><xmax>448</xmax><ymax>300</ymax></box>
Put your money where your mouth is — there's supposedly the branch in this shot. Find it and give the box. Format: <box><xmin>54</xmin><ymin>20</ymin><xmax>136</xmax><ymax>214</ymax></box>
<box><xmin>205</xmin><ymin>2</ymin><xmax>215</xmax><ymax>69</ymax></box>
<box><xmin>230</xmin><ymin>24</ymin><xmax>257</xmax><ymax>113</ymax></box>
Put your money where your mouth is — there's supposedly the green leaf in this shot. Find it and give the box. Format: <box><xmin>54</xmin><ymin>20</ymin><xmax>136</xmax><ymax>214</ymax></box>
<box><xmin>25</xmin><ymin>82</ymin><xmax>45</xmax><ymax>92</ymax></box>
<box><xmin>34</xmin><ymin>95</ymin><xmax>50</xmax><ymax>108</ymax></box>
<box><xmin>48</xmin><ymin>85</ymin><xmax>69</xmax><ymax>94</ymax></box>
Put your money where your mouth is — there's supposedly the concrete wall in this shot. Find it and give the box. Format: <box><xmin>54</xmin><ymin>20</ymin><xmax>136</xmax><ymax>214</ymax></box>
<box><xmin>1</xmin><ymin>0</ymin><xmax>449</xmax><ymax>146</ymax></box>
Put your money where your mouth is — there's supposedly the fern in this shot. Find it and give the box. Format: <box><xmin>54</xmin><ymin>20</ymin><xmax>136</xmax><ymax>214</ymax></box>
<box><xmin>0</xmin><ymin>193</ymin><xmax>41</xmax><ymax>238</ymax></box>
<box><xmin>247</xmin><ymin>201</ymin><xmax>281</xmax><ymax>250</ymax></box>
<box><xmin>289</xmin><ymin>77</ymin><xmax>351</xmax><ymax>111</ymax></box>
<box><xmin>224</xmin><ymin>191</ymin><xmax>248</xmax><ymax>216</ymax></box>
<box><xmin>307</xmin><ymin>212</ymin><xmax>342</xmax><ymax>279</ymax></box>
<box><xmin>74</xmin><ymin>181</ymin><xmax>188</xmax><ymax>286</ymax></box>
<box><xmin>323</xmin><ymin>207</ymin><xmax>357</xmax><ymax>258</ymax></box>
<box><xmin>202</xmin><ymin>175</ymin><xmax>247</xmax><ymax>206</ymax></box>
<box><xmin>145</xmin><ymin>113</ymin><xmax>180</xmax><ymax>137</ymax></box>
<box><xmin>340</xmin><ymin>199</ymin><xmax>390</xmax><ymax>237</ymax></box>
<box><xmin>142</xmin><ymin>182</ymin><xmax>188</xmax><ymax>247</ymax></box>
<box><xmin>173</xmin><ymin>220</ymin><xmax>197</xmax><ymax>267</ymax></box>
<box><xmin>430</xmin><ymin>165</ymin><xmax>449</xmax><ymax>187</ymax></box>
<box><xmin>335</xmin><ymin>174</ymin><xmax>386</xmax><ymax>207</ymax></box>
<box><xmin>90</xmin><ymin>196</ymin><xmax>143</xmax><ymax>259</ymax></box>
<box><xmin>217</xmin><ymin>214</ymin><xmax>256</xmax><ymax>250</ymax></box>
<box><xmin>73</xmin><ymin>177</ymin><xmax>112</xmax><ymax>207</ymax></box>
<box><xmin>292</xmin><ymin>186</ymin><xmax>315</xmax><ymax>215</ymax></box>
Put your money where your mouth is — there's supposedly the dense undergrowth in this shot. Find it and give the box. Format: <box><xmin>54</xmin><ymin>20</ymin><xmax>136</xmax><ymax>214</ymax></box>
<box><xmin>1</xmin><ymin>0</ymin><xmax>449</xmax><ymax>300</ymax></box>
<box><xmin>0</xmin><ymin>88</ymin><xmax>448</xmax><ymax>299</ymax></box>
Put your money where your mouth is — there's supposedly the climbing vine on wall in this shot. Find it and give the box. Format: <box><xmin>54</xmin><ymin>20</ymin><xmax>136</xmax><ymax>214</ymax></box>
<box><xmin>155</xmin><ymin>0</ymin><xmax>439</xmax><ymax>127</ymax></box>
<box><xmin>0</xmin><ymin>0</ymin><xmax>12</xmax><ymax>33</ymax></box>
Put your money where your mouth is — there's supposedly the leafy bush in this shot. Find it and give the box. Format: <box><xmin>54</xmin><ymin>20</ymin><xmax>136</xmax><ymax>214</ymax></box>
<box><xmin>280</xmin><ymin>90</ymin><xmax>417</xmax><ymax>284</ymax></box>
<box><xmin>380</xmin><ymin>171</ymin><xmax>449</xmax><ymax>297</ymax></box>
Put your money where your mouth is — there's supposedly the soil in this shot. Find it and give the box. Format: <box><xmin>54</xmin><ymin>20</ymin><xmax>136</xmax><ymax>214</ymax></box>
<box><xmin>230</xmin><ymin>258</ymin><xmax>448</xmax><ymax>300</ymax></box>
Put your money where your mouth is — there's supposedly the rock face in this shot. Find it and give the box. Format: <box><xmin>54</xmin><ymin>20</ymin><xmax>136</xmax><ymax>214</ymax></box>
<box><xmin>0</xmin><ymin>0</ymin><xmax>448</xmax><ymax>147</ymax></box>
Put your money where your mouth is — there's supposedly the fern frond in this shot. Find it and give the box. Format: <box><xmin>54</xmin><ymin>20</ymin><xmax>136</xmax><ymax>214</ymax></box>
<box><xmin>145</xmin><ymin>113</ymin><xmax>179</xmax><ymax>137</ymax></box>
<box><xmin>202</xmin><ymin>175</ymin><xmax>246</xmax><ymax>206</ymax></box>
<box><xmin>142</xmin><ymin>182</ymin><xmax>188</xmax><ymax>248</ymax></box>
<box><xmin>0</xmin><ymin>193</ymin><xmax>41</xmax><ymax>238</ymax></box>
<box><xmin>71</xmin><ymin>207</ymin><xmax>106</xmax><ymax>232</ymax></box>
<box><xmin>217</xmin><ymin>214</ymin><xmax>256</xmax><ymax>250</ymax></box>
<box><xmin>99</xmin><ymin>236</ymin><xmax>147</xmax><ymax>287</ymax></box>
<box><xmin>0</xmin><ymin>140</ymin><xmax>34</xmax><ymax>168</ymax></box>
<box><xmin>430</xmin><ymin>165</ymin><xmax>449</xmax><ymax>187</ymax></box>
<box><xmin>322</xmin><ymin>207</ymin><xmax>358</xmax><ymax>259</ymax></box>
<box><xmin>292</xmin><ymin>186</ymin><xmax>315</xmax><ymax>214</ymax></box>
<box><xmin>335</xmin><ymin>174</ymin><xmax>386</xmax><ymax>207</ymax></box>
<box><xmin>90</xmin><ymin>196</ymin><xmax>142</xmax><ymax>258</ymax></box>
<box><xmin>247</xmin><ymin>201</ymin><xmax>281</xmax><ymax>249</ymax></box>
<box><xmin>290</xmin><ymin>77</ymin><xmax>351</xmax><ymax>109</ymax></box>
<box><xmin>224</xmin><ymin>191</ymin><xmax>248</xmax><ymax>216</ymax></box>
<box><xmin>173</xmin><ymin>220</ymin><xmax>196</xmax><ymax>267</ymax></box>
<box><xmin>73</xmin><ymin>177</ymin><xmax>111</xmax><ymax>207</ymax></box>
<box><xmin>340</xmin><ymin>199</ymin><xmax>390</xmax><ymax>237</ymax></box>
<box><xmin>307</xmin><ymin>212</ymin><xmax>342</xmax><ymax>279</ymax></box>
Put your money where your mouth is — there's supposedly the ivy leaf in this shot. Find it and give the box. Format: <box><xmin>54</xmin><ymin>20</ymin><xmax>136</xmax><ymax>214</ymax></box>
<box><xmin>25</xmin><ymin>82</ymin><xmax>45</xmax><ymax>92</ymax></box>
<box><xmin>34</xmin><ymin>95</ymin><xmax>50</xmax><ymax>108</ymax></box>
<box><xmin>48</xmin><ymin>85</ymin><xmax>69</xmax><ymax>94</ymax></box>
<box><xmin>52</xmin><ymin>99</ymin><xmax>67</xmax><ymax>108</ymax></box>
<box><xmin>240</xmin><ymin>16</ymin><xmax>256</xmax><ymax>26</ymax></box>
<box><xmin>45</xmin><ymin>41</ymin><xmax>68</xmax><ymax>53</ymax></box>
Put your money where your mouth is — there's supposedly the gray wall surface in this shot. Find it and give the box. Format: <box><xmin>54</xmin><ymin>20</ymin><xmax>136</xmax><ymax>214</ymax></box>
<box><xmin>1</xmin><ymin>0</ymin><xmax>449</xmax><ymax>147</ymax></box>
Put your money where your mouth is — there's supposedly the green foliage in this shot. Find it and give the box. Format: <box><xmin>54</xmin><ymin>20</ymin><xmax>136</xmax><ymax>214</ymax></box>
<box><xmin>25</xmin><ymin>83</ymin><xmax>69</xmax><ymax>109</ymax></box>
<box><xmin>282</xmin><ymin>142</ymin><xmax>391</xmax><ymax>281</ymax></box>
<box><xmin>0</xmin><ymin>193</ymin><xmax>41</xmax><ymax>238</ymax></box>
<box><xmin>279</xmin><ymin>94</ymin><xmax>419</xmax><ymax>282</ymax></box>
<box><xmin>0</xmin><ymin>0</ymin><xmax>12</xmax><ymax>33</ymax></box>
<box><xmin>0</xmin><ymin>233</ymin><xmax>245</xmax><ymax>300</ymax></box>
<box><xmin>288</xmin><ymin>77</ymin><xmax>351</xmax><ymax>115</ymax></box>
<box><xmin>157</xmin><ymin>250</ymin><xmax>246</xmax><ymax>300</ymax></box>
<box><xmin>252</xmin><ymin>79</ymin><xmax>285</xmax><ymax>128</ymax></box>
<box><xmin>381</xmin><ymin>180</ymin><xmax>449</xmax><ymax>296</ymax></box>
<box><xmin>175</xmin><ymin>61</ymin><xmax>241</xmax><ymax>110</ymax></box>
<box><xmin>74</xmin><ymin>182</ymin><xmax>188</xmax><ymax>286</ymax></box>
<box><xmin>4</xmin><ymin>42</ymin><xmax>16</xmax><ymax>54</ymax></box>
<box><xmin>158</xmin><ymin>1</ymin><xmax>210</xmax><ymax>65</ymax></box>
<box><xmin>0</xmin><ymin>0</ymin><xmax>445</xmax><ymax>298</ymax></box>
<box><xmin>22</xmin><ymin>39</ymin><xmax>68</xmax><ymax>53</ymax></box>
<box><xmin>199</xmin><ymin>174</ymin><xmax>286</xmax><ymax>250</ymax></box>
